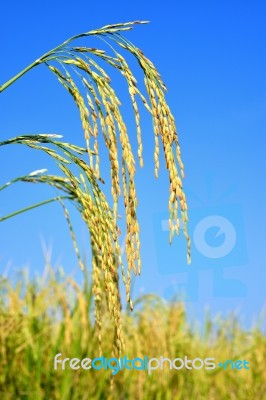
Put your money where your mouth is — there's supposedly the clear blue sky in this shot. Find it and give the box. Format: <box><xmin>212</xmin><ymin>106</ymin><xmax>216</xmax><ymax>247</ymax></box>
<box><xmin>0</xmin><ymin>0</ymin><xmax>265</xmax><ymax>328</ymax></box>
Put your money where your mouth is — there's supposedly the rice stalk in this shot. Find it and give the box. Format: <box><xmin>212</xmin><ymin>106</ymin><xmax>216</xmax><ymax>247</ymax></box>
<box><xmin>0</xmin><ymin>134</ymin><xmax>123</xmax><ymax>354</ymax></box>
<box><xmin>0</xmin><ymin>21</ymin><xmax>191</xmax><ymax>353</ymax></box>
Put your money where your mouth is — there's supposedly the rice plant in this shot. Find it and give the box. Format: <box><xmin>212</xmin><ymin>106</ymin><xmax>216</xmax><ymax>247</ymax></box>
<box><xmin>0</xmin><ymin>21</ymin><xmax>190</xmax><ymax>355</ymax></box>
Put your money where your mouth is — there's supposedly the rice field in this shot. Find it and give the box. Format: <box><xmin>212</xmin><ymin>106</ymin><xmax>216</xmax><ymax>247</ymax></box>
<box><xmin>0</xmin><ymin>266</ymin><xmax>265</xmax><ymax>400</ymax></box>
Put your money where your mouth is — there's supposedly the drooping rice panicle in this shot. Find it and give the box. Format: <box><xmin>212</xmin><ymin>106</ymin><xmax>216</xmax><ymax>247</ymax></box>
<box><xmin>0</xmin><ymin>21</ymin><xmax>191</xmax><ymax>354</ymax></box>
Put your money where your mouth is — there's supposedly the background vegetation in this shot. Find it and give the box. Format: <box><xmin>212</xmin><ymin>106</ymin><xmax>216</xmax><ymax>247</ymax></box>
<box><xmin>0</xmin><ymin>265</ymin><xmax>265</xmax><ymax>400</ymax></box>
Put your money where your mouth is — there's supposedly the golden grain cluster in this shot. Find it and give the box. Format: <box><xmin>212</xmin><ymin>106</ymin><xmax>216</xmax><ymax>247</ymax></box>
<box><xmin>1</xmin><ymin>21</ymin><xmax>190</xmax><ymax>355</ymax></box>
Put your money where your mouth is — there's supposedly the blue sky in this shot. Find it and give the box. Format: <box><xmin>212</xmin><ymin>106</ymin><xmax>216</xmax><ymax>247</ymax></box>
<box><xmin>0</xmin><ymin>0</ymin><xmax>265</xmax><ymax>328</ymax></box>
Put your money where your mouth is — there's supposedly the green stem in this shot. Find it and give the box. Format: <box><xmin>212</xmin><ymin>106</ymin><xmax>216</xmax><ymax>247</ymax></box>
<box><xmin>0</xmin><ymin>177</ymin><xmax>20</xmax><ymax>191</ymax></box>
<box><xmin>0</xmin><ymin>31</ymin><xmax>87</xmax><ymax>93</ymax></box>
<box><xmin>0</xmin><ymin>60</ymin><xmax>41</xmax><ymax>93</ymax></box>
<box><xmin>0</xmin><ymin>195</ymin><xmax>71</xmax><ymax>222</ymax></box>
